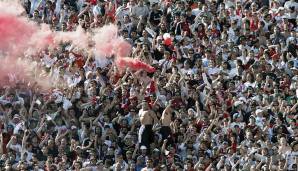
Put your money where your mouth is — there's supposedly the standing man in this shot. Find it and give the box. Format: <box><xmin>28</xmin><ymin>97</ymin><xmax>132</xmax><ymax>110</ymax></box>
<box><xmin>141</xmin><ymin>158</ymin><xmax>154</xmax><ymax>171</ymax></box>
<box><xmin>138</xmin><ymin>101</ymin><xmax>159</xmax><ymax>150</ymax></box>
<box><xmin>160</xmin><ymin>100</ymin><xmax>173</xmax><ymax>141</ymax></box>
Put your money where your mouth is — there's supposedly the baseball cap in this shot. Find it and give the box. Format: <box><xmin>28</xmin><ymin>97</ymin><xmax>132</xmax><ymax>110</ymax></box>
<box><xmin>153</xmin><ymin>148</ymin><xmax>160</xmax><ymax>153</ymax></box>
<box><xmin>233</xmin><ymin>113</ymin><xmax>242</xmax><ymax>119</ymax></box>
<box><xmin>71</xmin><ymin>126</ymin><xmax>77</xmax><ymax>130</ymax></box>
<box><xmin>126</xmin><ymin>150</ymin><xmax>132</xmax><ymax>154</ymax></box>
<box><xmin>140</xmin><ymin>145</ymin><xmax>147</xmax><ymax>150</ymax></box>
<box><xmin>234</xmin><ymin>101</ymin><xmax>243</xmax><ymax>107</ymax></box>
<box><xmin>13</xmin><ymin>114</ymin><xmax>20</xmax><ymax>120</ymax></box>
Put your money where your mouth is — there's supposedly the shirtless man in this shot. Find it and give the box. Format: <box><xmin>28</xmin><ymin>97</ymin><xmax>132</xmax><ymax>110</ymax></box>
<box><xmin>160</xmin><ymin>100</ymin><xmax>174</xmax><ymax>141</ymax></box>
<box><xmin>138</xmin><ymin>100</ymin><xmax>159</xmax><ymax>149</ymax></box>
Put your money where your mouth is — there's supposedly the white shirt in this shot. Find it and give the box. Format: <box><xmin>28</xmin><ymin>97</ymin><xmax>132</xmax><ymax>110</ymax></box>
<box><xmin>202</xmin><ymin>57</ymin><xmax>210</xmax><ymax>67</ymax></box>
<box><xmin>244</xmin><ymin>82</ymin><xmax>255</xmax><ymax>89</ymax></box>
<box><xmin>230</xmin><ymin>122</ymin><xmax>245</xmax><ymax>129</ymax></box>
<box><xmin>13</xmin><ymin>122</ymin><xmax>25</xmax><ymax>134</ymax></box>
<box><xmin>284</xmin><ymin>1</ymin><xmax>298</xmax><ymax>11</ymax></box>
<box><xmin>227</xmin><ymin>28</ymin><xmax>236</xmax><ymax>42</ymax></box>
<box><xmin>115</xmin><ymin>6</ymin><xmax>130</xmax><ymax>23</ymax></box>
<box><xmin>8</xmin><ymin>143</ymin><xmax>22</xmax><ymax>153</ymax></box>
<box><xmin>158</xmin><ymin>59</ymin><xmax>172</xmax><ymax>71</ymax></box>
<box><xmin>93</xmin><ymin>5</ymin><xmax>103</xmax><ymax>16</ymax></box>
<box><xmin>111</xmin><ymin>161</ymin><xmax>128</xmax><ymax>171</ymax></box>
<box><xmin>286</xmin><ymin>151</ymin><xmax>298</xmax><ymax>170</ymax></box>
<box><xmin>130</xmin><ymin>5</ymin><xmax>149</xmax><ymax>17</ymax></box>
<box><xmin>180</xmin><ymin>68</ymin><xmax>194</xmax><ymax>75</ymax></box>
<box><xmin>207</xmin><ymin>67</ymin><xmax>220</xmax><ymax>76</ymax></box>
<box><xmin>255</xmin><ymin>117</ymin><xmax>265</xmax><ymax>129</ymax></box>
<box><xmin>42</xmin><ymin>55</ymin><xmax>57</xmax><ymax>68</ymax></box>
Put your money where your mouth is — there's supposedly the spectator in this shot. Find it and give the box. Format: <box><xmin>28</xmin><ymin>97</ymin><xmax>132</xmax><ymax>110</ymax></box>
<box><xmin>0</xmin><ymin>0</ymin><xmax>297</xmax><ymax>170</ymax></box>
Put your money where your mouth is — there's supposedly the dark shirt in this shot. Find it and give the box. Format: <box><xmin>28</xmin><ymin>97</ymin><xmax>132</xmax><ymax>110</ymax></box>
<box><xmin>149</xmin><ymin>10</ymin><xmax>162</xmax><ymax>26</ymax></box>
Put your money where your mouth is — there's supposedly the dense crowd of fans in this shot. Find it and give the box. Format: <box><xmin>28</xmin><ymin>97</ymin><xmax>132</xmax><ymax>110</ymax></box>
<box><xmin>0</xmin><ymin>0</ymin><xmax>298</xmax><ymax>170</ymax></box>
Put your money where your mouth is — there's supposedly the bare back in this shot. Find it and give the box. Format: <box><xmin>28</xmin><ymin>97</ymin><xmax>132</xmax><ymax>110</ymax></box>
<box><xmin>140</xmin><ymin>110</ymin><xmax>154</xmax><ymax>125</ymax></box>
<box><xmin>161</xmin><ymin>111</ymin><xmax>172</xmax><ymax>126</ymax></box>
<box><xmin>161</xmin><ymin>106</ymin><xmax>172</xmax><ymax>127</ymax></box>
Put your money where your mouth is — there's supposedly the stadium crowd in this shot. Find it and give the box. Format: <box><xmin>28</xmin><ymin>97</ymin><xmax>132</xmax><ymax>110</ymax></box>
<box><xmin>0</xmin><ymin>0</ymin><xmax>298</xmax><ymax>170</ymax></box>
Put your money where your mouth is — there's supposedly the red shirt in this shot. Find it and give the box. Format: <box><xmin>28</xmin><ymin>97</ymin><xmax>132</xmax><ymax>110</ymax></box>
<box><xmin>147</xmin><ymin>80</ymin><xmax>156</xmax><ymax>94</ymax></box>
<box><xmin>232</xmin><ymin>142</ymin><xmax>237</xmax><ymax>152</ymax></box>
<box><xmin>106</xmin><ymin>3</ymin><xmax>116</xmax><ymax>22</ymax></box>
<box><xmin>250</xmin><ymin>18</ymin><xmax>259</xmax><ymax>31</ymax></box>
<box><xmin>86</xmin><ymin>0</ymin><xmax>97</xmax><ymax>5</ymax></box>
<box><xmin>181</xmin><ymin>22</ymin><xmax>191</xmax><ymax>35</ymax></box>
<box><xmin>197</xmin><ymin>30</ymin><xmax>206</xmax><ymax>39</ymax></box>
<box><xmin>71</xmin><ymin>52</ymin><xmax>85</xmax><ymax>68</ymax></box>
<box><xmin>1</xmin><ymin>132</ymin><xmax>12</xmax><ymax>154</ymax></box>
<box><xmin>211</xmin><ymin>28</ymin><xmax>220</xmax><ymax>38</ymax></box>
<box><xmin>236</xmin><ymin>8</ymin><xmax>242</xmax><ymax>16</ymax></box>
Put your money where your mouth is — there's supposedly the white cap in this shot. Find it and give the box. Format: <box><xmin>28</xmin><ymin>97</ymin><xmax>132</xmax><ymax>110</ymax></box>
<box><xmin>104</xmin><ymin>140</ymin><xmax>112</xmax><ymax>147</ymax></box>
<box><xmin>86</xmin><ymin>71</ymin><xmax>93</xmax><ymax>78</ymax></box>
<box><xmin>234</xmin><ymin>101</ymin><xmax>243</xmax><ymax>106</ymax></box>
<box><xmin>255</xmin><ymin>109</ymin><xmax>263</xmax><ymax>115</ymax></box>
<box><xmin>239</xmin><ymin>97</ymin><xmax>247</xmax><ymax>103</ymax></box>
<box><xmin>71</xmin><ymin>125</ymin><xmax>77</xmax><ymax>130</ymax></box>
<box><xmin>140</xmin><ymin>145</ymin><xmax>147</xmax><ymax>150</ymax></box>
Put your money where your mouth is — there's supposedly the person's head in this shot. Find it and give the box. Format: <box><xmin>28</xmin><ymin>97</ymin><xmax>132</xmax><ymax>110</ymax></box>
<box><xmin>140</xmin><ymin>145</ymin><xmax>147</xmax><ymax>154</ymax></box>
<box><xmin>122</xmin><ymin>29</ymin><xmax>129</xmax><ymax>38</ymax></box>
<box><xmin>138</xmin><ymin>0</ymin><xmax>144</xmax><ymax>6</ymax></box>
<box><xmin>246</xmin><ymin>131</ymin><xmax>253</xmax><ymax>140</ymax></box>
<box><xmin>274</xmin><ymin>26</ymin><xmax>280</xmax><ymax>34</ymax></box>
<box><xmin>291</xmin><ymin>141</ymin><xmax>298</xmax><ymax>151</ymax></box>
<box><xmin>141</xmin><ymin>101</ymin><xmax>149</xmax><ymax>110</ymax></box>
<box><xmin>49</xmin><ymin>164</ymin><xmax>58</xmax><ymax>171</ymax></box>
<box><xmin>47</xmin><ymin>139</ymin><xmax>55</xmax><ymax>147</ymax></box>
<box><xmin>33</xmin><ymin>10</ymin><xmax>39</xmax><ymax>18</ymax></box>
<box><xmin>277</xmin><ymin>157</ymin><xmax>285</xmax><ymax>167</ymax></box>
<box><xmin>261</xmin><ymin>164</ymin><xmax>269</xmax><ymax>171</ymax></box>
<box><xmin>61</xmin><ymin>22</ymin><xmax>67</xmax><ymax>31</ymax></box>
<box><xmin>5</xmin><ymin>160</ymin><xmax>12</xmax><ymax>170</ymax></box>
<box><xmin>73</xmin><ymin>161</ymin><xmax>81</xmax><ymax>170</ymax></box>
<box><xmin>188</xmin><ymin>48</ymin><xmax>194</xmax><ymax>57</ymax></box>
<box><xmin>123</xmin><ymin>14</ymin><xmax>131</xmax><ymax>22</ymax></box>
<box><xmin>151</xmin><ymin>2</ymin><xmax>158</xmax><ymax>10</ymax></box>
<box><xmin>126</xmin><ymin>150</ymin><xmax>133</xmax><ymax>159</ymax></box>
<box><xmin>136</xmin><ymin>156</ymin><xmax>145</xmax><ymax>165</ymax></box>
<box><xmin>251</xmin><ymin>2</ymin><xmax>258</xmax><ymax>11</ymax></box>
<box><xmin>279</xmin><ymin>137</ymin><xmax>288</xmax><ymax>146</ymax></box>
<box><xmin>261</xmin><ymin>148</ymin><xmax>268</xmax><ymax>156</ymax></box>
<box><xmin>6</xmin><ymin>124</ymin><xmax>14</xmax><ymax>134</ymax></box>
<box><xmin>116</xmin><ymin>154</ymin><xmax>123</xmax><ymax>163</ymax></box>
<box><xmin>129</xmin><ymin>162</ymin><xmax>136</xmax><ymax>170</ymax></box>
<box><xmin>12</xmin><ymin>114</ymin><xmax>21</xmax><ymax>124</ymax></box>
<box><xmin>249</xmin><ymin>116</ymin><xmax>256</xmax><ymax>124</ymax></box>
<box><xmin>41</xmin><ymin>146</ymin><xmax>48</xmax><ymax>155</ymax></box>
<box><xmin>146</xmin><ymin>158</ymin><xmax>154</xmax><ymax>168</ymax></box>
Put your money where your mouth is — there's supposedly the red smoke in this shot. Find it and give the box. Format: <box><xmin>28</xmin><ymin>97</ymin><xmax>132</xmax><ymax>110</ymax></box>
<box><xmin>0</xmin><ymin>14</ymin><xmax>36</xmax><ymax>55</ymax></box>
<box><xmin>0</xmin><ymin>12</ymin><xmax>54</xmax><ymax>87</ymax></box>
<box><xmin>117</xmin><ymin>57</ymin><xmax>156</xmax><ymax>73</ymax></box>
<box><xmin>0</xmin><ymin>6</ymin><xmax>156</xmax><ymax>89</ymax></box>
<box><xmin>93</xmin><ymin>24</ymin><xmax>118</xmax><ymax>57</ymax></box>
<box><xmin>93</xmin><ymin>24</ymin><xmax>155</xmax><ymax>73</ymax></box>
<box><xmin>114</xmin><ymin>39</ymin><xmax>132</xmax><ymax>57</ymax></box>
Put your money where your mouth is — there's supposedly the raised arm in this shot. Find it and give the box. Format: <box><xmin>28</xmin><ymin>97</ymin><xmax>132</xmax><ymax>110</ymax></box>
<box><xmin>0</xmin><ymin>132</ymin><xmax>3</xmax><ymax>155</ymax></box>
<box><xmin>78</xmin><ymin>4</ymin><xmax>91</xmax><ymax>18</ymax></box>
<box><xmin>20</xmin><ymin>130</ymin><xmax>30</xmax><ymax>160</ymax></box>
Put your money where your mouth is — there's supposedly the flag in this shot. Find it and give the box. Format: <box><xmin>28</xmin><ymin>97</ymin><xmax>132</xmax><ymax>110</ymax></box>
<box><xmin>30</xmin><ymin>0</ymin><xmax>44</xmax><ymax>15</ymax></box>
<box><xmin>54</xmin><ymin>0</ymin><xmax>62</xmax><ymax>15</ymax></box>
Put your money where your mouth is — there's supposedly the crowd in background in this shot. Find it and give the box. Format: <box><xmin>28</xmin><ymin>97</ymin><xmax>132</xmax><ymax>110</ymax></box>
<box><xmin>0</xmin><ymin>0</ymin><xmax>298</xmax><ymax>170</ymax></box>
